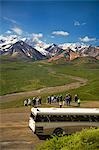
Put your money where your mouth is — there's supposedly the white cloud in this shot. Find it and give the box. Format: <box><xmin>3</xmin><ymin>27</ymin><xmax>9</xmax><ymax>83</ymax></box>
<box><xmin>28</xmin><ymin>33</ymin><xmax>51</xmax><ymax>49</ymax></box>
<box><xmin>32</xmin><ymin>33</ymin><xmax>43</xmax><ymax>39</ymax></box>
<box><xmin>79</xmin><ymin>36</ymin><xmax>96</xmax><ymax>42</ymax></box>
<box><xmin>51</xmin><ymin>35</ymin><xmax>55</xmax><ymax>38</ymax></box>
<box><xmin>74</xmin><ymin>20</ymin><xmax>86</xmax><ymax>26</ymax></box>
<box><xmin>31</xmin><ymin>33</ymin><xmax>43</xmax><ymax>44</ymax></box>
<box><xmin>6</xmin><ymin>30</ymin><xmax>12</xmax><ymax>34</ymax></box>
<box><xmin>3</xmin><ymin>17</ymin><xmax>17</xmax><ymax>24</ymax></box>
<box><xmin>11</xmin><ymin>26</ymin><xmax>23</xmax><ymax>35</ymax></box>
<box><xmin>28</xmin><ymin>33</ymin><xmax>45</xmax><ymax>48</ymax></box>
<box><xmin>74</xmin><ymin>21</ymin><xmax>80</xmax><ymax>26</ymax></box>
<box><xmin>52</xmin><ymin>31</ymin><xmax>69</xmax><ymax>36</ymax></box>
<box><xmin>82</xmin><ymin>22</ymin><xmax>86</xmax><ymax>26</ymax></box>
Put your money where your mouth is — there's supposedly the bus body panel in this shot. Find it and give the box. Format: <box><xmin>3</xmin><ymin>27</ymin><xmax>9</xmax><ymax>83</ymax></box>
<box><xmin>29</xmin><ymin>108</ymin><xmax>99</xmax><ymax>135</ymax></box>
<box><xmin>35</xmin><ymin>122</ymin><xmax>99</xmax><ymax>135</ymax></box>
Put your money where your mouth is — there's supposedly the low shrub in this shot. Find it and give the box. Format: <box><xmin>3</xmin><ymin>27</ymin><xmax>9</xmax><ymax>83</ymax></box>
<box><xmin>37</xmin><ymin>128</ymin><xmax>99</xmax><ymax>150</ymax></box>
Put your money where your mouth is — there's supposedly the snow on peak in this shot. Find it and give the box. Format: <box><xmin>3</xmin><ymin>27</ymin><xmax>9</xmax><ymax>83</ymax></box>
<box><xmin>0</xmin><ymin>35</ymin><xmax>19</xmax><ymax>51</ymax></box>
<box><xmin>24</xmin><ymin>37</ymin><xmax>50</xmax><ymax>55</ymax></box>
<box><xmin>34</xmin><ymin>45</ymin><xmax>49</xmax><ymax>56</ymax></box>
<box><xmin>59</xmin><ymin>42</ymin><xmax>89</xmax><ymax>51</ymax></box>
<box><xmin>0</xmin><ymin>34</ymin><xmax>91</xmax><ymax>57</ymax></box>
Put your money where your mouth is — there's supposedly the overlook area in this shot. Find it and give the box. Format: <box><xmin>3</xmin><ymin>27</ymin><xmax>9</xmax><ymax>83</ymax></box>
<box><xmin>0</xmin><ymin>1</ymin><xmax>99</xmax><ymax>149</ymax></box>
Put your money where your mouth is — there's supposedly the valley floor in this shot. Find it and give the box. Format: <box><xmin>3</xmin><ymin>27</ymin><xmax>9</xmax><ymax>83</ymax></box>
<box><xmin>0</xmin><ymin>75</ymin><xmax>87</xmax><ymax>103</ymax></box>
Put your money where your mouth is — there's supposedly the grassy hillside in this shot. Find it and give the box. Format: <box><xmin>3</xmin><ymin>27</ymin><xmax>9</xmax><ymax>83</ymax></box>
<box><xmin>51</xmin><ymin>57</ymin><xmax>99</xmax><ymax>100</ymax></box>
<box><xmin>37</xmin><ymin>128</ymin><xmax>99</xmax><ymax>150</ymax></box>
<box><xmin>0</xmin><ymin>56</ymin><xmax>99</xmax><ymax>109</ymax></box>
<box><xmin>0</xmin><ymin>56</ymin><xmax>74</xmax><ymax>95</ymax></box>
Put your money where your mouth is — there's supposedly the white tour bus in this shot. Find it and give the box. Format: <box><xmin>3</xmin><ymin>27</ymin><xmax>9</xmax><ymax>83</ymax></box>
<box><xmin>29</xmin><ymin>108</ymin><xmax>99</xmax><ymax>136</ymax></box>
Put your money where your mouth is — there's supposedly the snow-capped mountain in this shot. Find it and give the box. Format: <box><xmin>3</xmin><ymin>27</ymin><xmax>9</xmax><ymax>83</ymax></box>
<box><xmin>79</xmin><ymin>45</ymin><xmax>99</xmax><ymax>59</ymax></box>
<box><xmin>0</xmin><ymin>35</ymin><xmax>19</xmax><ymax>52</ymax></box>
<box><xmin>24</xmin><ymin>37</ymin><xmax>50</xmax><ymax>56</ymax></box>
<box><xmin>45</xmin><ymin>43</ymin><xmax>64</xmax><ymax>56</ymax></box>
<box><xmin>34</xmin><ymin>45</ymin><xmax>49</xmax><ymax>56</ymax></box>
<box><xmin>1</xmin><ymin>40</ymin><xmax>46</xmax><ymax>60</ymax></box>
<box><xmin>59</xmin><ymin>42</ymin><xmax>89</xmax><ymax>51</ymax></box>
<box><xmin>0</xmin><ymin>35</ymin><xmax>99</xmax><ymax>61</ymax></box>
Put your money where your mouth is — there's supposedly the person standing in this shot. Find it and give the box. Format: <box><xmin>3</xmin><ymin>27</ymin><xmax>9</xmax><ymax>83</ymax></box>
<box><xmin>28</xmin><ymin>98</ymin><xmax>31</xmax><ymax>106</ymax></box>
<box><xmin>74</xmin><ymin>94</ymin><xmax>78</xmax><ymax>103</ymax></box>
<box><xmin>63</xmin><ymin>98</ymin><xmax>65</xmax><ymax>106</ymax></box>
<box><xmin>47</xmin><ymin>96</ymin><xmax>50</xmax><ymax>103</ymax></box>
<box><xmin>60</xmin><ymin>95</ymin><xmax>62</xmax><ymax>102</ymax></box>
<box><xmin>51</xmin><ymin>95</ymin><xmax>54</xmax><ymax>103</ymax></box>
<box><xmin>33</xmin><ymin>97</ymin><xmax>36</xmax><ymax>106</ymax></box>
<box><xmin>68</xmin><ymin>94</ymin><xmax>72</xmax><ymax>106</ymax></box>
<box><xmin>24</xmin><ymin>99</ymin><xmax>28</xmax><ymax>106</ymax></box>
<box><xmin>56</xmin><ymin>96</ymin><xmax>59</xmax><ymax>103</ymax></box>
<box><xmin>36</xmin><ymin>97</ymin><xmax>39</xmax><ymax>107</ymax></box>
<box><xmin>59</xmin><ymin>101</ymin><xmax>62</xmax><ymax>108</ymax></box>
<box><xmin>77</xmin><ymin>99</ymin><xmax>81</xmax><ymax>107</ymax></box>
<box><xmin>39</xmin><ymin>96</ymin><xmax>42</xmax><ymax>105</ymax></box>
<box><xmin>49</xmin><ymin>96</ymin><xmax>51</xmax><ymax>104</ymax></box>
<box><xmin>65</xmin><ymin>94</ymin><xmax>69</xmax><ymax>106</ymax></box>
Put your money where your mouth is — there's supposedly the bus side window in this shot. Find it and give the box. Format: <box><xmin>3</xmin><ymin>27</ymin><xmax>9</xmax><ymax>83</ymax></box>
<box><xmin>41</xmin><ymin>115</ymin><xmax>49</xmax><ymax>122</ymax></box>
<box><xmin>89</xmin><ymin>115</ymin><xmax>93</xmax><ymax>122</ymax></box>
<box><xmin>89</xmin><ymin>115</ymin><xmax>99</xmax><ymax>122</ymax></box>
<box><xmin>96</xmin><ymin>116</ymin><xmax>99</xmax><ymax>122</ymax></box>
<box><xmin>93</xmin><ymin>115</ymin><xmax>99</xmax><ymax>122</ymax></box>
<box><xmin>85</xmin><ymin>115</ymin><xmax>90</xmax><ymax>121</ymax></box>
<box><xmin>71</xmin><ymin>115</ymin><xmax>78</xmax><ymax>121</ymax></box>
<box><xmin>36</xmin><ymin>115</ymin><xmax>41</xmax><ymax>122</ymax></box>
<box><xmin>89</xmin><ymin>115</ymin><xmax>96</xmax><ymax>122</ymax></box>
<box><xmin>49</xmin><ymin>115</ymin><xmax>57</xmax><ymax>122</ymax></box>
<box><xmin>36</xmin><ymin>115</ymin><xmax>49</xmax><ymax>122</ymax></box>
<box><xmin>77</xmin><ymin>115</ymin><xmax>89</xmax><ymax>122</ymax></box>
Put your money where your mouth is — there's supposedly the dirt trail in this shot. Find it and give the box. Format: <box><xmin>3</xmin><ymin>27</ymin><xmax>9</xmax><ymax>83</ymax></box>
<box><xmin>0</xmin><ymin>75</ymin><xmax>88</xmax><ymax>103</ymax></box>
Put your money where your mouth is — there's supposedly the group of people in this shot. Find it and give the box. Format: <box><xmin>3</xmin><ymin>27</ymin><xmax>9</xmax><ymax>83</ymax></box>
<box><xmin>24</xmin><ymin>96</ymin><xmax>42</xmax><ymax>107</ymax></box>
<box><xmin>47</xmin><ymin>95</ymin><xmax>62</xmax><ymax>104</ymax></box>
<box><xmin>24</xmin><ymin>94</ymin><xmax>80</xmax><ymax>108</ymax></box>
<box><xmin>65</xmin><ymin>94</ymin><xmax>80</xmax><ymax>107</ymax></box>
<box><xmin>47</xmin><ymin>94</ymin><xmax>80</xmax><ymax>107</ymax></box>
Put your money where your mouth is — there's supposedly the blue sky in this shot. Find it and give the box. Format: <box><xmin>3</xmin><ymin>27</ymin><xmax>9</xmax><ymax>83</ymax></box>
<box><xmin>0</xmin><ymin>0</ymin><xmax>99</xmax><ymax>45</ymax></box>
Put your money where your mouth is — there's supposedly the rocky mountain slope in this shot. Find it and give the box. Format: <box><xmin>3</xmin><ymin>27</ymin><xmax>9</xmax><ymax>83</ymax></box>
<box><xmin>1</xmin><ymin>40</ymin><xmax>45</xmax><ymax>60</ymax></box>
<box><xmin>0</xmin><ymin>36</ymin><xmax>99</xmax><ymax>61</ymax></box>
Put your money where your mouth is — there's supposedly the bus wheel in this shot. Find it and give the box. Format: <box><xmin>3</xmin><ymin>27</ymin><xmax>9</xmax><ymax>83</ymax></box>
<box><xmin>53</xmin><ymin>128</ymin><xmax>63</xmax><ymax>136</ymax></box>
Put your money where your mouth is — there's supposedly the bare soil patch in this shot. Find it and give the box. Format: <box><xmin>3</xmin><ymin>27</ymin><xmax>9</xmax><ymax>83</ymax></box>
<box><xmin>0</xmin><ymin>107</ymin><xmax>43</xmax><ymax>150</ymax></box>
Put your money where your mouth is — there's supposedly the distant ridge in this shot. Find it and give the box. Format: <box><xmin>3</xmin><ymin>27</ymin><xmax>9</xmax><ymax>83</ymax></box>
<box><xmin>51</xmin><ymin>56</ymin><xmax>99</xmax><ymax>69</ymax></box>
<box><xmin>0</xmin><ymin>37</ymin><xmax>99</xmax><ymax>61</ymax></box>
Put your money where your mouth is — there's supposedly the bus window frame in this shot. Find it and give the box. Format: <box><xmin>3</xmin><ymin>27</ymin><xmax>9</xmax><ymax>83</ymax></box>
<box><xmin>35</xmin><ymin>114</ymin><xmax>50</xmax><ymax>122</ymax></box>
<box><xmin>40</xmin><ymin>114</ymin><xmax>99</xmax><ymax>122</ymax></box>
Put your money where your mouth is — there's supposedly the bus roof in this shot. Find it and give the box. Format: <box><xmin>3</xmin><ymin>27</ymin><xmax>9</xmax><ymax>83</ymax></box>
<box><xmin>31</xmin><ymin>108</ymin><xmax>99</xmax><ymax>116</ymax></box>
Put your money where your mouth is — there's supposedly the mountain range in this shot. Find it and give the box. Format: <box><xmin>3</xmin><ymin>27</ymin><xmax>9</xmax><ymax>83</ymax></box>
<box><xmin>0</xmin><ymin>36</ymin><xmax>99</xmax><ymax>61</ymax></box>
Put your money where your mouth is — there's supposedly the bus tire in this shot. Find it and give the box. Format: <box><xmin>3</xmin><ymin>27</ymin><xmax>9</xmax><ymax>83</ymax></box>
<box><xmin>53</xmin><ymin>128</ymin><xmax>63</xmax><ymax>136</ymax></box>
